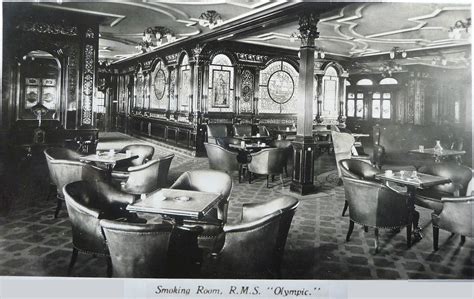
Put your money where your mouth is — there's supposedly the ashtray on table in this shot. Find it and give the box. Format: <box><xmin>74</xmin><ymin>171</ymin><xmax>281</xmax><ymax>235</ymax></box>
<box><xmin>174</xmin><ymin>196</ymin><xmax>191</xmax><ymax>202</ymax></box>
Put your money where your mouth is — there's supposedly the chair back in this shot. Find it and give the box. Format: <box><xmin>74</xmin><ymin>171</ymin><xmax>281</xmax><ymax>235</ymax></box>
<box><xmin>44</xmin><ymin>147</ymin><xmax>82</xmax><ymax>185</ymax></box>
<box><xmin>233</xmin><ymin>124</ymin><xmax>253</xmax><ymax>136</ymax></box>
<box><xmin>257</xmin><ymin>125</ymin><xmax>270</xmax><ymax>137</ymax></box>
<box><xmin>50</xmin><ymin>160</ymin><xmax>105</xmax><ymax>198</ymax></box>
<box><xmin>100</xmin><ymin>219</ymin><xmax>173</xmax><ymax>278</ymax></box>
<box><xmin>339</xmin><ymin>159</ymin><xmax>380</xmax><ymax>181</ymax></box>
<box><xmin>204</xmin><ymin>143</ymin><xmax>239</xmax><ymax>172</ymax></box>
<box><xmin>171</xmin><ymin>170</ymin><xmax>233</xmax><ymax>222</ymax></box>
<box><xmin>342</xmin><ymin>177</ymin><xmax>410</xmax><ymax>229</ymax></box>
<box><xmin>63</xmin><ymin>181</ymin><xmax>108</xmax><ymax>255</ymax></box>
<box><xmin>215</xmin><ymin>197</ymin><xmax>298</xmax><ymax>278</ymax></box>
<box><xmin>332</xmin><ymin>132</ymin><xmax>355</xmax><ymax>177</ymax></box>
<box><xmin>206</xmin><ymin>124</ymin><xmax>228</xmax><ymax>144</ymax></box>
<box><xmin>122</xmin><ymin>154</ymin><xmax>174</xmax><ymax>194</ymax></box>
<box><xmin>433</xmin><ymin>196</ymin><xmax>474</xmax><ymax>237</ymax></box>
<box><xmin>248</xmin><ymin>148</ymin><xmax>286</xmax><ymax>175</ymax></box>
<box><xmin>418</xmin><ymin>163</ymin><xmax>472</xmax><ymax>196</ymax></box>
<box><xmin>119</xmin><ymin>144</ymin><xmax>155</xmax><ymax>166</ymax></box>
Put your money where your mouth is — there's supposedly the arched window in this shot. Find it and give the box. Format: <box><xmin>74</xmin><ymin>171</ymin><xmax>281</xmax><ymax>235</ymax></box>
<box><xmin>379</xmin><ymin>78</ymin><xmax>398</xmax><ymax>85</ymax></box>
<box><xmin>321</xmin><ymin>66</ymin><xmax>339</xmax><ymax>118</ymax></box>
<box><xmin>209</xmin><ymin>53</ymin><xmax>234</xmax><ymax>111</ymax></box>
<box><xmin>178</xmin><ymin>54</ymin><xmax>191</xmax><ymax>111</ymax></box>
<box><xmin>356</xmin><ymin>78</ymin><xmax>373</xmax><ymax>86</ymax></box>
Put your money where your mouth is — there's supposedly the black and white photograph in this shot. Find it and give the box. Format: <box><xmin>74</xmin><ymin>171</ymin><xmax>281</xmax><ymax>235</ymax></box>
<box><xmin>0</xmin><ymin>0</ymin><xmax>472</xmax><ymax>298</ymax></box>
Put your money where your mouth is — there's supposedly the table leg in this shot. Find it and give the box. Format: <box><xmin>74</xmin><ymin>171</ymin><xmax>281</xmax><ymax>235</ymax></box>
<box><xmin>407</xmin><ymin>186</ymin><xmax>423</xmax><ymax>242</ymax></box>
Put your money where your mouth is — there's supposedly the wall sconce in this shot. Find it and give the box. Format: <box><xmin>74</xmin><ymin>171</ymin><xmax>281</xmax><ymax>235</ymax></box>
<box><xmin>448</xmin><ymin>18</ymin><xmax>471</xmax><ymax>39</ymax></box>
<box><xmin>389</xmin><ymin>47</ymin><xmax>407</xmax><ymax>59</ymax></box>
<box><xmin>431</xmin><ymin>55</ymin><xmax>448</xmax><ymax>66</ymax></box>
<box><xmin>315</xmin><ymin>48</ymin><xmax>325</xmax><ymax>59</ymax></box>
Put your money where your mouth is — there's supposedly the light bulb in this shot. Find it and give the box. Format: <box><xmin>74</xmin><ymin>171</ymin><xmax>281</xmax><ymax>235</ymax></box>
<box><xmin>401</xmin><ymin>51</ymin><xmax>407</xmax><ymax>58</ymax></box>
<box><xmin>320</xmin><ymin>51</ymin><xmax>325</xmax><ymax>59</ymax></box>
<box><xmin>389</xmin><ymin>50</ymin><xmax>395</xmax><ymax>59</ymax></box>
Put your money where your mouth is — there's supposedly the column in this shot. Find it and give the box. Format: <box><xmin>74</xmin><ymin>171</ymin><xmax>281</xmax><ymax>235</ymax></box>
<box><xmin>290</xmin><ymin>13</ymin><xmax>320</xmax><ymax>195</ymax></box>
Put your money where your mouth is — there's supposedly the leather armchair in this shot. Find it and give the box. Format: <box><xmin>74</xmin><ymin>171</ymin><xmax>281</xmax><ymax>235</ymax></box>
<box><xmin>248</xmin><ymin>148</ymin><xmax>286</xmax><ymax>188</ymax></box>
<box><xmin>332</xmin><ymin>131</ymin><xmax>371</xmax><ymax>179</ymax></box>
<box><xmin>432</xmin><ymin>195</ymin><xmax>473</xmax><ymax>251</ymax></box>
<box><xmin>100</xmin><ymin>219</ymin><xmax>173</xmax><ymax>278</ymax></box>
<box><xmin>233</xmin><ymin>124</ymin><xmax>253</xmax><ymax>136</ymax></box>
<box><xmin>63</xmin><ymin>180</ymin><xmax>136</xmax><ymax>276</ymax></box>
<box><xmin>271</xmin><ymin>140</ymin><xmax>293</xmax><ymax>176</ymax></box>
<box><xmin>119</xmin><ymin>154</ymin><xmax>174</xmax><ymax>195</ymax></box>
<box><xmin>339</xmin><ymin>159</ymin><xmax>381</xmax><ymax>216</ymax></box>
<box><xmin>257</xmin><ymin>125</ymin><xmax>270</xmax><ymax>137</ymax></box>
<box><xmin>206</xmin><ymin>124</ymin><xmax>229</xmax><ymax>144</ymax></box>
<box><xmin>44</xmin><ymin>147</ymin><xmax>83</xmax><ymax>202</ymax></box>
<box><xmin>170</xmin><ymin>170</ymin><xmax>233</xmax><ymax>249</ymax></box>
<box><xmin>415</xmin><ymin>163</ymin><xmax>472</xmax><ymax>213</ymax></box>
<box><xmin>204</xmin><ymin>143</ymin><xmax>241</xmax><ymax>179</ymax></box>
<box><xmin>209</xmin><ymin>196</ymin><xmax>298</xmax><ymax>278</ymax></box>
<box><xmin>342</xmin><ymin>176</ymin><xmax>412</xmax><ymax>252</ymax></box>
<box><xmin>116</xmin><ymin>144</ymin><xmax>154</xmax><ymax>168</ymax></box>
<box><xmin>49</xmin><ymin>159</ymin><xmax>106</xmax><ymax>218</ymax></box>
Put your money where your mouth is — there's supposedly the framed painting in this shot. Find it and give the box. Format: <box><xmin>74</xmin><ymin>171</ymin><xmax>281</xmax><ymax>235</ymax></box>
<box><xmin>41</xmin><ymin>86</ymin><xmax>57</xmax><ymax>110</ymax></box>
<box><xmin>25</xmin><ymin>86</ymin><xmax>39</xmax><ymax>108</ymax></box>
<box><xmin>212</xmin><ymin>69</ymin><xmax>230</xmax><ymax>108</ymax></box>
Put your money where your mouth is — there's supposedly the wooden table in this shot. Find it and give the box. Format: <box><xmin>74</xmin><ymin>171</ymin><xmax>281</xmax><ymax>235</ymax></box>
<box><xmin>127</xmin><ymin>188</ymin><xmax>222</xmax><ymax>277</ymax></box>
<box><xmin>127</xmin><ymin>188</ymin><xmax>222</xmax><ymax>222</ymax></box>
<box><xmin>80</xmin><ymin>152</ymin><xmax>138</xmax><ymax>178</ymax></box>
<box><xmin>409</xmin><ymin>148</ymin><xmax>466</xmax><ymax>163</ymax></box>
<box><xmin>375</xmin><ymin>171</ymin><xmax>451</xmax><ymax>242</ymax></box>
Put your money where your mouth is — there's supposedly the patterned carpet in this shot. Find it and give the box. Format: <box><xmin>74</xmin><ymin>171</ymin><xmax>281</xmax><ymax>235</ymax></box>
<box><xmin>0</xmin><ymin>132</ymin><xmax>472</xmax><ymax>279</ymax></box>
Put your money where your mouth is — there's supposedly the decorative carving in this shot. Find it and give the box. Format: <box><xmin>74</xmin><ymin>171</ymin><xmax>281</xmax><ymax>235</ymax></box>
<box><xmin>293</xmin><ymin>13</ymin><xmax>320</xmax><ymax>46</ymax></box>
<box><xmin>236</xmin><ymin>52</ymin><xmax>268</xmax><ymax>63</ymax></box>
<box><xmin>240</xmin><ymin>69</ymin><xmax>254</xmax><ymax>113</ymax></box>
<box><xmin>85</xmin><ymin>28</ymin><xmax>95</xmax><ymax>39</ymax></box>
<box><xmin>192</xmin><ymin>44</ymin><xmax>203</xmax><ymax>61</ymax></box>
<box><xmin>82</xmin><ymin>44</ymin><xmax>95</xmax><ymax>125</ymax></box>
<box><xmin>166</xmin><ymin>53</ymin><xmax>179</xmax><ymax>64</ymax></box>
<box><xmin>18</xmin><ymin>21</ymin><xmax>78</xmax><ymax>36</ymax></box>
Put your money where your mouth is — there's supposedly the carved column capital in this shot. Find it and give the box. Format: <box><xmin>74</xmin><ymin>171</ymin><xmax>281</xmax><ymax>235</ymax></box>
<box><xmin>295</xmin><ymin>13</ymin><xmax>320</xmax><ymax>47</ymax></box>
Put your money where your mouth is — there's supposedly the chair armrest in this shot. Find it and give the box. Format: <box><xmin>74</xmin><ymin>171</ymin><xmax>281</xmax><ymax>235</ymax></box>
<box><xmin>441</xmin><ymin>195</ymin><xmax>474</xmax><ymax>203</ymax></box>
<box><xmin>373</xmin><ymin>144</ymin><xmax>385</xmax><ymax>167</ymax></box>
<box><xmin>111</xmin><ymin>170</ymin><xmax>130</xmax><ymax>180</ymax></box>
<box><xmin>223</xmin><ymin>213</ymin><xmax>276</xmax><ymax>233</ymax></box>
<box><xmin>96</xmin><ymin>181</ymin><xmax>136</xmax><ymax>205</ymax></box>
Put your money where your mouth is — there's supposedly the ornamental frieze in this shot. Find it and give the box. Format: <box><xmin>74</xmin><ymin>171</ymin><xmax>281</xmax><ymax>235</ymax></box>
<box><xmin>18</xmin><ymin>21</ymin><xmax>78</xmax><ymax>36</ymax></box>
<box><xmin>236</xmin><ymin>52</ymin><xmax>268</xmax><ymax>64</ymax></box>
<box><xmin>165</xmin><ymin>53</ymin><xmax>179</xmax><ymax>64</ymax></box>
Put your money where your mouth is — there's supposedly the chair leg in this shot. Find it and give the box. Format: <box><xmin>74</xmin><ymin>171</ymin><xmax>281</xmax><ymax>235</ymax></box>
<box><xmin>346</xmin><ymin>220</ymin><xmax>354</xmax><ymax>242</ymax></box>
<box><xmin>46</xmin><ymin>184</ymin><xmax>56</xmax><ymax>201</ymax></box>
<box><xmin>238</xmin><ymin>166</ymin><xmax>242</xmax><ymax>183</ymax></box>
<box><xmin>280</xmin><ymin>174</ymin><xmax>284</xmax><ymax>187</ymax></box>
<box><xmin>364</xmin><ymin>226</ymin><xmax>369</xmax><ymax>233</ymax></box>
<box><xmin>271</xmin><ymin>175</ymin><xmax>275</xmax><ymax>182</ymax></box>
<box><xmin>67</xmin><ymin>248</ymin><xmax>78</xmax><ymax>276</ymax></box>
<box><xmin>106</xmin><ymin>257</ymin><xmax>112</xmax><ymax>277</ymax></box>
<box><xmin>342</xmin><ymin>201</ymin><xmax>348</xmax><ymax>216</ymax></box>
<box><xmin>406</xmin><ymin>224</ymin><xmax>412</xmax><ymax>248</ymax></box>
<box><xmin>248</xmin><ymin>172</ymin><xmax>252</xmax><ymax>184</ymax></box>
<box><xmin>374</xmin><ymin>228</ymin><xmax>379</xmax><ymax>253</ymax></box>
<box><xmin>284</xmin><ymin>165</ymin><xmax>288</xmax><ymax>177</ymax></box>
<box><xmin>266</xmin><ymin>175</ymin><xmax>270</xmax><ymax>188</ymax></box>
<box><xmin>54</xmin><ymin>197</ymin><xmax>62</xmax><ymax>219</ymax></box>
<box><xmin>433</xmin><ymin>226</ymin><xmax>439</xmax><ymax>251</ymax></box>
<box><xmin>460</xmin><ymin>235</ymin><xmax>466</xmax><ymax>245</ymax></box>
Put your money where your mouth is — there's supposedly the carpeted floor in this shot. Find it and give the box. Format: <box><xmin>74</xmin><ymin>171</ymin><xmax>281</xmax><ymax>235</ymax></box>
<box><xmin>0</xmin><ymin>132</ymin><xmax>472</xmax><ymax>279</ymax></box>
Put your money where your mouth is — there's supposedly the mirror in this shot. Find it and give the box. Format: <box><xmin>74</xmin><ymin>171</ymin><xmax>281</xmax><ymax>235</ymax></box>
<box><xmin>19</xmin><ymin>50</ymin><xmax>61</xmax><ymax>122</ymax></box>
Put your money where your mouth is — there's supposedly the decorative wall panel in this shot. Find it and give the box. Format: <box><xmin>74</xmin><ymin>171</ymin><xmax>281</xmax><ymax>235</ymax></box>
<box><xmin>81</xmin><ymin>44</ymin><xmax>94</xmax><ymax>125</ymax></box>
<box><xmin>169</xmin><ymin>68</ymin><xmax>177</xmax><ymax>111</ymax></box>
<box><xmin>179</xmin><ymin>55</ymin><xmax>191</xmax><ymax>112</ymax></box>
<box><xmin>134</xmin><ymin>70</ymin><xmax>144</xmax><ymax>109</ymax></box>
<box><xmin>240</xmin><ymin>69</ymin><xmax>254</xmax><ymax>113</ymax></box>
<box><xmin>150</xmin><ymin>60</ymin><xmax>168</xmax><ymax>110</ymax></box>
<box><xmin>208</xmin><ymin>54</ymin><xmax>234</xmax><ymax>113</ymax></box>
<box><xmin>259</xmin><ymin>61</ymin><xmax>298</xmax><ymax>114</ymax></box>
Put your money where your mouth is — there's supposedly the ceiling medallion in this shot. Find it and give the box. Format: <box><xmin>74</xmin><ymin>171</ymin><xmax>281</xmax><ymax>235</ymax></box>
<box><xmin>378</xmin><ymin>61</ymin><xmax>402</xmax><ymax>78</ymax></box>
<box><xmin>136</xmin><ymin>26</ymin><xmax>175</xmax><ymax>53</ymax></box>
<box><xmin>199</xmin><ymin>10</ymin><xmax>223</xmax><ymax>29</ymax></box>
<box><xmin>448</xmin><ymin>18</ymin><xmax>471</xmax><ymax>40</ymax></box>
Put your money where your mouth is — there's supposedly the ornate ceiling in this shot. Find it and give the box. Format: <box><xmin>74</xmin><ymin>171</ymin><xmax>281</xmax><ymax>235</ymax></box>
<box><xmin>37</xmin><ymin>1</ymin><xmax>471</xmax><ymax>68</ymax></box>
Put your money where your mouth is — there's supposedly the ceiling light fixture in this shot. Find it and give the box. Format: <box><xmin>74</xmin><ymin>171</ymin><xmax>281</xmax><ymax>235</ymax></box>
<box><xmin>448</xmin><ymin>18</ymin><xmax>471</xmax><ymax>39</ymax></box>
<box><xmin>315</xmin><ymin>48</ymin><xmax>325</xmax><ymax>59</ymax></box>
<box><xmin>431</xmin><ymin>55</ymin><xmax>448</xmax><ymax>66</ymax></box>
<box><xmin>389</xmin><ymin>47</ymin><xmax>407</xmax><ymax>59</ymax></box>
<box><xmin>136</xmin><ymin>26</ymin><xmax>175</xmax><ymax>53</ymax></box>
<box><xmin>199</xmin><ymin>10</ymin><xmax>223</xmax><ymax>29</ymax></box>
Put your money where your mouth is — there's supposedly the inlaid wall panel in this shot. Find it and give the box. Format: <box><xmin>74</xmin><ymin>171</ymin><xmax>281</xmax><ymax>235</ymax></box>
<box><xmin>150</xmin><ymin>60</ymin><xmax>168</xmax><ymax>110</ymax></box>
<box><xmin>258</xmin><ymin>60</ymin><xmax>298</xmax><ymax>114</ymax></box>
<box><xmin>178</xmin><ymin>54</ymin><xmax>191</xmax><ymax>112</ymax></box>
<box><xmin>208</xmin><ymin>54</ymin><xmax>234</xmax><ymax>113</ymax></box>
<box><xmin>169</xmin><ymin>68</ymin><xmax>177</xmax><ymax>111</ymax></box>
<box><xmin>239</xmin><ymin>68</ymin><xmax>254</xmax><ymax>113</ymax></box>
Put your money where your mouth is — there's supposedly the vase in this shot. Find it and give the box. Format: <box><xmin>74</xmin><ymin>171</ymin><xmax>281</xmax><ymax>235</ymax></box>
<box><xmin>434</xmin><ymin>140</ymin><xmax>443</xmax><ymax>153</ymax></box>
